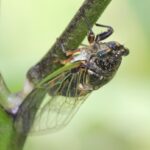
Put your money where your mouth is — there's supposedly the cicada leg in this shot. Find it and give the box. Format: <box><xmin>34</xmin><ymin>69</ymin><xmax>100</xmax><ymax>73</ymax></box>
<box><xmin>57</xmin><ymin>39</ymin><xmax>82</xmax><ymax>64</ymax></box>
<box><xmin>95</xmin><ymin>23</ymin><xmax>114</xmax><ymax>42</ymax></box>
<box><xmin>82</xmin><ymin>13</ymin><xmax>114</xmax><ymax>43</ymax></box>
<box><xmin>60</xmin><ymin>57</ymin><xmax>73</xmax><ymax>64</ymax></box>
<box><xmin>60</xmin><ymin>49</ymin><xmax>81</xmax><ymax>64</ymax></box>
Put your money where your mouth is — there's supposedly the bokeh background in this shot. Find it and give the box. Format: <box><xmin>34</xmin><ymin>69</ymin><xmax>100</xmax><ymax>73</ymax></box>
<box><xmin>0</xmin><ymin>0</ymin><xmax>150</xmax><ymax>150</ymax></box>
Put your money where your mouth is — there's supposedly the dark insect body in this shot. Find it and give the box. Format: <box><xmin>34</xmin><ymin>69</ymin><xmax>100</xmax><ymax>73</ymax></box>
<box><xmin>31</xmin><ymin>23</ymin><xmax>129</xmax><ymax>133</ymax></box>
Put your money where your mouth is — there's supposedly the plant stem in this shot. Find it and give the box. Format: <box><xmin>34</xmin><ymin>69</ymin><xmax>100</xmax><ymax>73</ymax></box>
<box><xmin>0</xmin><ymin>0</ymin><xmax>112</xmax><ymax>150</ymax></box>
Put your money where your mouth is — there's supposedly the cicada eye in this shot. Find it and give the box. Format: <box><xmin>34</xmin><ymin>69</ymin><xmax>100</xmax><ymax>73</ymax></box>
<box><xmin>111</xmin><ymin>43</ymin><xmax>118</xmax><ymax>49</ymax></box>
<box><xmin>107</xmin><ymin>41</ymin><xmax>121</xmax><ymax>50</ymax></box>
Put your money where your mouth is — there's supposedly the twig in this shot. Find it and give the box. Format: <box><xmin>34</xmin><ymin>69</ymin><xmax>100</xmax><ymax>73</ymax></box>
<box><xmin>11</xmin><ymin>0</ymin><xmax>111</xmax><ymax>149</ymax></box>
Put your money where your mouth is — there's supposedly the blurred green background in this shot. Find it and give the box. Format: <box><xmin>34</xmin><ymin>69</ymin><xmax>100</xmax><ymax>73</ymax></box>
<box><xmin>0</xmin><ymin>0</ymin><xmax>150</xmax><ymax>150</ymax></box>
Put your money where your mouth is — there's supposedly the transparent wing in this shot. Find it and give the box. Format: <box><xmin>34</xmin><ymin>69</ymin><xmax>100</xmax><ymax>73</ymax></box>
<box><xmin>30</xmin><ymin>68</ymin><xmax>90</xmax><ymax>134</ymax></box>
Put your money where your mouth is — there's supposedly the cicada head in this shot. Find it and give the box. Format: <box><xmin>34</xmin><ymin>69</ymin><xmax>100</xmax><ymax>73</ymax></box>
<box><xmin>96</xmin><ymin>41</ymin><xmax>129</xmax><ymax>70</ymax></box>
<box><xmin>87</xmin><ymin>41</ymin><xmax>129</xmax><ymax>90</ymax></box>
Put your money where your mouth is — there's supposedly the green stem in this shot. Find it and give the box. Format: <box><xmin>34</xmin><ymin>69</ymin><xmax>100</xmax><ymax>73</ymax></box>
<box><xmin>0</xmin><ymin>74</ymin><xmax>16</xmax><ymax>150</ymax></box>
<box><xmin>0</xmin><ymin>107</ymin><xmax>15</xmax><ymax>150</ymax></box>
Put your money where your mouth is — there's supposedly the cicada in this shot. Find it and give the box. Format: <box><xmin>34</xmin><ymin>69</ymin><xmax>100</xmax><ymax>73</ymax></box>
<box><xmin>27</xmin><ymin>23</ymin><xmax>129</xmax><ymax>134</ymax></box>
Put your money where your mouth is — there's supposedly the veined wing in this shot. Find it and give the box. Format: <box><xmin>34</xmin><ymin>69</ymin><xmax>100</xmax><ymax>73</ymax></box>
<box><xmin>30</xmin><ymin>68</ymin><xmax>90</xmax><ymax>134</ymax></box>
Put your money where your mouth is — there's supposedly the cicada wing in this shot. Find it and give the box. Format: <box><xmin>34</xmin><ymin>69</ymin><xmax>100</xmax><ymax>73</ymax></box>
<box><xmin>30</xmin><ymin>69</ymin><xmax>90</xmax><ymax>134</ymax></box>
